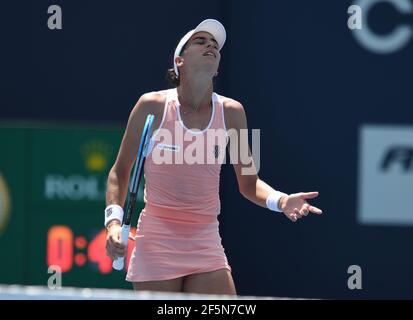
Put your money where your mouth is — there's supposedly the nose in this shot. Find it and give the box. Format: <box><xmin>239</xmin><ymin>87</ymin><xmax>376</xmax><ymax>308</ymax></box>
<box><xmin>206</xmin><ymin>39</ymin><xmax>217</xmax><ymax>49</ymax></box>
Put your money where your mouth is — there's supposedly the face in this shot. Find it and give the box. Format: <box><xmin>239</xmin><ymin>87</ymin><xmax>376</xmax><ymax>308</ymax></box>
<box><xmin>176</xmin><ymin>31</ymin><xmax>221</xmax><ymax>77</ymax></box>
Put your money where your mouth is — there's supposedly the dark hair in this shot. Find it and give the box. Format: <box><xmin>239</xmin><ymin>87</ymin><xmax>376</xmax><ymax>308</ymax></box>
<box><xmin>165</xmin><ymin>41</ymin><xmax>189</xmax><ymax>88</ymax></box>
<box><xmin>166</xmin><ymin>68</ymin><xmax>180</xmax><ymax>87</ymax></box>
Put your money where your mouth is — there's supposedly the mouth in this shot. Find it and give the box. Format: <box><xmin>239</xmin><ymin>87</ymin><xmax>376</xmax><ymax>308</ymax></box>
<box><xmin>203</xmin><ymin>51</ymin><xmax>216</xmax><ymax>58</ymax></box>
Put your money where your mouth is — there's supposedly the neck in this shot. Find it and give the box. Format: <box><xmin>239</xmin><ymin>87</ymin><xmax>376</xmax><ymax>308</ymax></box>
<box><xmin>177</xmin><ymin>74</ymin><xmax>213</xmax><ymax>112</ymax></box>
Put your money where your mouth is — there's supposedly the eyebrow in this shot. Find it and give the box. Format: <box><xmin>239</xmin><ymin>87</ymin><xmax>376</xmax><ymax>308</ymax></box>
<box><xmin>192</xmin><ymin>36</ymin><xmax>219</xmax><ymax>46</ymax></box>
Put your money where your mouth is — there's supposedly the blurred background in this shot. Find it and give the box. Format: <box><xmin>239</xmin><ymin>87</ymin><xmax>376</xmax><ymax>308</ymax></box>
<box><xmin>0</xmin><ymin>0</ymin><xmax>412</xmax><ymax>299</ymax></box>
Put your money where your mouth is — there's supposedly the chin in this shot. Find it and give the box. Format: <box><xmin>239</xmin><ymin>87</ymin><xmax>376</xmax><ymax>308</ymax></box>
<box><xmin>203</xmin><ymin>65</ymin><xmax>219</xmax><ymax>76</ymax></box>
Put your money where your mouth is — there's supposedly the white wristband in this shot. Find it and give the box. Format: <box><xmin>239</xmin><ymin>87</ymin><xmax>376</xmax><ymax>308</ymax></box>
<box><xmin>104</xmin><ymin>204</ymin><xmax>124</xmax><ymax>227</ymax></box>
<box><xmin>266</xmin><ymin>191</ymin><xmax>288</xmax><ymax>212</ymax></box>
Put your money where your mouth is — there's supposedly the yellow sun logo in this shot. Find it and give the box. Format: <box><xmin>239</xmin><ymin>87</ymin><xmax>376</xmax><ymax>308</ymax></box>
<box><xmin>81</xmin><ymin>140</ymin><xmax>112</xmax><ymax>173</ymax></box>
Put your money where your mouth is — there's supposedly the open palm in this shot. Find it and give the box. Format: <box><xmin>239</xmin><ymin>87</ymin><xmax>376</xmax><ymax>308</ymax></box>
<box><xmin>281</xmin><ymin>191</ymin><xmax>323</xmax><ymax>222</ymax></box>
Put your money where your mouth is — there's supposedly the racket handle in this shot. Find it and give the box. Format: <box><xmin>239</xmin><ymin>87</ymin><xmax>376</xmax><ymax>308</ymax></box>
<box><xmin>112</xmin><ymin>225</ymin><xmax>131</xmax><ymax>271</ymax></box>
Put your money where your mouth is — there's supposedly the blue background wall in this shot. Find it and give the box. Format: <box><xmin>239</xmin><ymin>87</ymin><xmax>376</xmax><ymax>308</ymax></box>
<box><xmin>1</xmin><ymin>0</ymin><xmax>412</xmax><ymax>298</ymax></box>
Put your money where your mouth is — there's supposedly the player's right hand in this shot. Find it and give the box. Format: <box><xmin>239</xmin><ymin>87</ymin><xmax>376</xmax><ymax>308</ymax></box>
<box><xmin>105</xmin><ymin>221</ymin><xmax>126</xmax><ymax>260</ymax></box>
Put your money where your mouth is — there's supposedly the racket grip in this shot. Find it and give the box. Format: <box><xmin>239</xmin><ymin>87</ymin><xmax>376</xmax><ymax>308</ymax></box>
<box><xmin>112</xmin><ymin>225</ymin><xmax>131</xmax><ymax>271</ymax></box>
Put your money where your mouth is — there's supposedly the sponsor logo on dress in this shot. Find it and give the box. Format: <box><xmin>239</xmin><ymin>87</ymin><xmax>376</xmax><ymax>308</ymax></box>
<box><xmin>214</xmin><ymin>145</ymin><xmax>219</xmax><ymax>159</ymax></box>
<box><xmin>157</xmin><ymin>144</ymin><xmax>180</xmax><ymax>152</ymax></box>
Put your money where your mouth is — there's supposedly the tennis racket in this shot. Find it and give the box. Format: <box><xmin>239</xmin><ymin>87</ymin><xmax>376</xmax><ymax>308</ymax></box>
<box><xmin>113</xmin><ymin>113</ymin><xmax>155</xmax><ymax>271</ymax></box>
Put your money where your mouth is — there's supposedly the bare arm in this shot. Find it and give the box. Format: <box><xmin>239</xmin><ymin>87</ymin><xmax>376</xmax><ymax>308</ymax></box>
<box><xmin>106</xmin><ymin>92</ymin><xmax>163</xmax><ymax>216</ymax></box>
<box><xmin>224</xmin><ymin>99</ymin><xmax>323</xmax><ymax>222</ymax></box>
<box><xmin>225</xmin><ymin>99</ymin><xmax>277</xmax><ymax>208</ymax></box>
<box><xmin>105</xmin><ymin>92</ymin><xmax>163</xmax><ymax>260</ymax></box>
<box><xmin>107</xmin><ymin>96</ymin><xmax>147</xmax><ymax>207</ymax></box>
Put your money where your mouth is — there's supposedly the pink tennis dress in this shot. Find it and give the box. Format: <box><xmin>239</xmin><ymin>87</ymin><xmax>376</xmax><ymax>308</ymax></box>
<box><xmin>126</xmin><ymin>88</ymin><xmax>232</xmax><ymax>282</ymax></box>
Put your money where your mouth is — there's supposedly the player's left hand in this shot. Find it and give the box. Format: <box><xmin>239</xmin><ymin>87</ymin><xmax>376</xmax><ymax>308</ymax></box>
<box><xmin>280</xmin><ymin>191</ymin><xmax>323</xmax><ymax>222</ymax></box>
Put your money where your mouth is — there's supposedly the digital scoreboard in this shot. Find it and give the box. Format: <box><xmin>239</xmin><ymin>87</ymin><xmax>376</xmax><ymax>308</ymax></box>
<box><xmin>0</xmin><ymin>124</ymin><xmax>143</xmax><ymax>289</ymax></box>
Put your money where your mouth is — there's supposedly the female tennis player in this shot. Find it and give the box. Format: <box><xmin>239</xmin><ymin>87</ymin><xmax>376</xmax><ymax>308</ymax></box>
<box><xmin>104</xmin><ymin>19</ymin><xmax>323</xmax><ymax>295</ymax></box>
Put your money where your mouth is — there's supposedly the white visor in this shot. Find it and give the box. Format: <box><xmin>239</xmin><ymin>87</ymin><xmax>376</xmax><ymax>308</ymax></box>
<box><xmin>173</xmin><ymin>19</ymin><xmax>226</xmax><ymax>76</ymax></box>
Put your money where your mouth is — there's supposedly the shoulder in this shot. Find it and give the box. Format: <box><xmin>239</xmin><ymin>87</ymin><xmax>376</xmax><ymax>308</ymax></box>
<box><xmin>130</xmin><ymin>90</ymin><xmax>169</xmax><ymax>119</ymax></box>
<box><xmin>218</xmin><ymin>94</ymin><xmax>244</xmax><ymax>111</ymax></box>
<box><xmin>137</xmin><ymin>90</ymin><xmax>168</xmax><ymax>113</ymax></box>
<box><xmin>140</xmin><ymin>90</ymin><xmax>169</xmax><ymax>104</ymax></box>
<box><xmin>216</xmin><ymin>94</ymin><xmax>247</xmax><ymax>130</ymax></box>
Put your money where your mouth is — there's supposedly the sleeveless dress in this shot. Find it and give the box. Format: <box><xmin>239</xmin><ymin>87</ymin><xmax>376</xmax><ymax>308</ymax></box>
<box><xmin>126</xmin><ymin>88</ymin><xmax>231</xmax><ymax>282</ymax></box>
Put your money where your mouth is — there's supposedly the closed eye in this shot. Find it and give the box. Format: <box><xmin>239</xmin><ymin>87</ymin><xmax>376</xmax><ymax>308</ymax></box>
<box><xmin>193</xmin><ymin>37</ymin><xmax>218</xmax><ymax>49</ymax></box>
